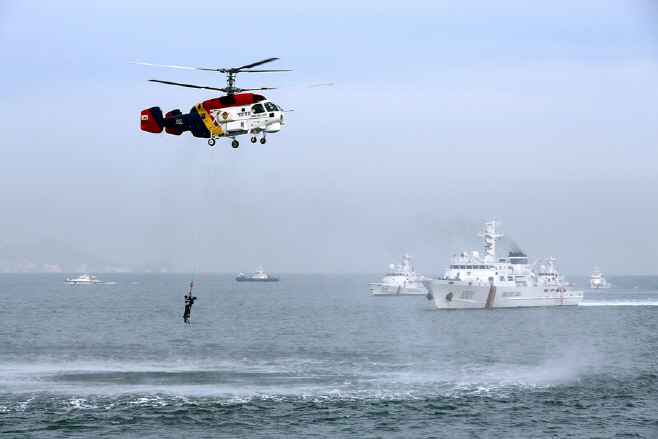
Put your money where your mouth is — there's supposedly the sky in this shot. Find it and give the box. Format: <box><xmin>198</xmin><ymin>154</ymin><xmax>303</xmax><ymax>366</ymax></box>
<box><xmin>1</xmin><ymin>0</ymin><xmax>657</xmax><ymax>275</ymax></box>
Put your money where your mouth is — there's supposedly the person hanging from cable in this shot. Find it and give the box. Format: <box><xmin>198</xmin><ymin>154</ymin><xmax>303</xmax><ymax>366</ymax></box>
<box><xmin>183</xmin><ymin>295</ymin><xmax>191</xmax><ymax>324</ymax></box>
<box><xmin>183</xmin><ymin>281</ymin><xmax>197</xmax><ymax>324</ymax></box>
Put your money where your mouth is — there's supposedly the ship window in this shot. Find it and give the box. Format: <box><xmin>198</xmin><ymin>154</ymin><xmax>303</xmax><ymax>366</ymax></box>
<box><xmin>544</xmin><ymin>289</ymin><xmax>548</xmax><ymax>292</ymax></box>
<box><xmin>466</xmin><ymin>265</ymin><xmax>473</xmax><ymax>269</ymax></box>
<box><xmin>500</xmin><ymin>276</ymin><xmax>504</xmax><ymax>281</ymax></box>
<box><xmin>508</xmin><ymin>276</ymin><xmax>513</xmax><ymax>281</ymax></box>
<box><xmin>459</xmin><ymin>265</ymin><xmax>465</xmax><ymax>269</ymax></box>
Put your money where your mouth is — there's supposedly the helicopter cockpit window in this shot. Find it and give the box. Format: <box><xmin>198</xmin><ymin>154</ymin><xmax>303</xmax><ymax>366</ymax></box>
<box><xmin>252</xmin><ymin>103</ymin><xmax>265</xmax><ymax>114</ymax></box>
<box><xmin>265</xmin><ymin>102</ymin><xmax>278</xmax><ymax>112</ymax></box>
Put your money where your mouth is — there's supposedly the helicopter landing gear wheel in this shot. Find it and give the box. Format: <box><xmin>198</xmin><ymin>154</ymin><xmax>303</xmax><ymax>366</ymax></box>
<box><xmin>231</xmin><ymin>139</ymin><xmax>239</xmax><ymax>148</ymax></box>
<box><xmin>260</xmin><ymin>137</ymin><xmax>266</xmax><ymax>144</ymax></box>
<box><xmin>208</xmin><ymin>138</ymin><xmax>216</xmax><ymax>146</ymax></box>
<box><xmin>251</xmin><ymin>136</ymin><xmax>257</xmax><ymax>143</ymax></box>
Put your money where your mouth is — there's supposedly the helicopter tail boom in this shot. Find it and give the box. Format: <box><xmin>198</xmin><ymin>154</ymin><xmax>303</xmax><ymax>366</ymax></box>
<box><xmin>165</xmin><ymin>109</ymin><xmax>183</xmax><ymax>135</ymax></box>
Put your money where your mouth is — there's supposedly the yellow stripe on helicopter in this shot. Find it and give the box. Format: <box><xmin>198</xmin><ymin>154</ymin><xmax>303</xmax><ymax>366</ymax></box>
<box><xmin>196</xmin><ymin>103</ymin><xmax>224</xmax><ymax>136</ymax></box>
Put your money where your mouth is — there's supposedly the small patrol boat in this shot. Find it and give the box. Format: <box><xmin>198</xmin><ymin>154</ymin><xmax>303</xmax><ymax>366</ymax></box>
<box><xmin>64</xmin><ymin>273</ymin><xmax>104</xmax><ymax>284</ymax></box>
<box><xmin>236</xmin><ymin>264</ymin><xmax>279</xmax><ymax>282</ymax></box>
<box><xmin>368</xmin><ymin>253</ymin><xmax>428</xmax><ymax>295</ymax></box>
<box><xmin>422</xmin><ymin>221</ymin><xmax>583</xmax><ymax>309</ymax></box>
<box><xmin>589</xmin><ymin>268</ymin><xmax>612</xmax><ymax>289</ymax></box>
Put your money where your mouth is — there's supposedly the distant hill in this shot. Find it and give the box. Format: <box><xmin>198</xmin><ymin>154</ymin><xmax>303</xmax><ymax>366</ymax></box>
<box><xmin>0</xmin><ymin>239</ymin><xmax>129</xmax><ymax>273</ymax></box>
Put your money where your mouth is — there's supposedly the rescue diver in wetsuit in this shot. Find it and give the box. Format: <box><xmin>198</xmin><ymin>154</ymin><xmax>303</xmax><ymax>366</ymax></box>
<box><xmin>183</xmin><ymin>295</ymin><xmax>191</xmax><ymax>323</ymax></box>
<box><xmin>183</xmin><ymin>294</ymin><xmax>196</xmax><ymax>324</ymax></box>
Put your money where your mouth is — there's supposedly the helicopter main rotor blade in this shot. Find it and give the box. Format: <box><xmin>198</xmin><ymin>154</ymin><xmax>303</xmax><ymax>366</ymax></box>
<box><xmin>148</xmin><ymin>79</ymin><xmax>226</xmax><ymax>92</ymax></box>
<box><xmin>128</xmin><ymin>62</ymin><xmax>223</xmax><ymax>72</ymax></box>
<box><xmin>239</xmin><ymin>69</ymin><xmax>292</xmax><ymax>73</ymax></box>
<box><xmin>235</xmin><ymin>58</ymin><xmax>280</xmax><ymax>71</ymax></box>
<box><xmin>128</xmin><ymin>61</ymin><xmax>290</xmax><ymax>73</ymax></box>
<box><xmin>241</xmin><ymin>83</ymin><xmax>334</xmax><ymax>92</ymax></box>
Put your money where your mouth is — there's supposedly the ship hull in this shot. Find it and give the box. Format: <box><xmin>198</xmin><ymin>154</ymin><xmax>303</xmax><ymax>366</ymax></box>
<box><xmin>369</xmin><ymin>283</ymin><xmax>427</xmax><ymax>295</ymax></box>
<box><xmin>422</xmin><ymin>280</ymin><xmax>583</xmax><ymax>309</ymax></box>
<box><xmin>236</xmin><ymin>277</ymin><xmax>279</xmax><ymax>282</ymax></box>
<box><xmin>63</xmin><ymin>281</ymin><xmax>102</xmax><ymax>284</ymax></box>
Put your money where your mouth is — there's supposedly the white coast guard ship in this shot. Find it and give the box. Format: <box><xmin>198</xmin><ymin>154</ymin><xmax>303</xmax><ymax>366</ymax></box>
<box><xmin>422</xmin><ymin>221</ymin><xmax>583</xmax><ymax>309</ymax></box>
<box><xmin>64</xmin><ymin>273</ymin><xmax>104</xmax><ymax>284</ymax></box>
<box><xmin>369</xmin><ymin>253</ymin><xmax>428</xmax><ymax>295</ymax></box>
<box><xmin>589</xmin><ymin>268</ymin><xmax>612</xmax><ymax>289</ymax></box>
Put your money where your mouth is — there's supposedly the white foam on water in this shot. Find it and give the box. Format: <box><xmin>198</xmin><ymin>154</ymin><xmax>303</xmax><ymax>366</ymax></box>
<box><xmin>579</xmin><ymin>300</ymin><xmax>658</xmax><ymax>306</ymax></box>
<box><xmin>379</xmin><ymin>360</ymin><xmax>583</xmax><ymax>394</ymax></box>
<box><xmin>0</xmin><ymin>352</ymin><xmax>595</xmax><ymax>401</ymax></box>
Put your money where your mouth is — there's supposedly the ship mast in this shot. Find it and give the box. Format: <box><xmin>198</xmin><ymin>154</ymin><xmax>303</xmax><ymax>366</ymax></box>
<box><xmin>478</xmin><ymin>220</ymin><xmax>504</xmax><ymax>262</ymax></box>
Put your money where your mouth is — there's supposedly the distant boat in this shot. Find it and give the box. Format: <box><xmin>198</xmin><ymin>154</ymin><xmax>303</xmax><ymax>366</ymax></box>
<box><xmin>64</xmin><ymin>273</ymin><xmax>103</xmax><ymax>284</ymax></box>
<box><xmin>589</xmin><ymin>268</ymin><xmax>612</xmax><ymax>289</ymax></box>
<box><xmin>368</xmin><ymin>253</ymin><xmax>428</xmax><ymax>295</ymax></box>
<box><xmin>236</xmin><ymin>264</ymin><xmax>279</xmax><ymax>282</ymax></box>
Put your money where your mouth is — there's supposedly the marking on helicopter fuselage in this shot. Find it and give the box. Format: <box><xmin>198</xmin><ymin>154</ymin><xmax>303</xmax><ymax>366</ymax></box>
<box><xmin>196</xmin><ymin>103</ymin><xmax>224</xmax><ymax>136</ymax></box>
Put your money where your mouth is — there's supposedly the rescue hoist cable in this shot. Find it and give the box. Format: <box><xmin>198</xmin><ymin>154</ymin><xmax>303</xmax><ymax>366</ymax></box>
<box><xmin>189</xmin><ymin>144</ymin><xmax>215</xmax><ymax>295</ymax></box>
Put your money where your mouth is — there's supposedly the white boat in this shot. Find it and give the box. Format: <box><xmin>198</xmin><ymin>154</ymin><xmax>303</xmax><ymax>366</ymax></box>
<box><xmin>236</xmin><ymin>264</ymin><xmax>279</xmax><ymax>282</ymax></box>
<box><xmin>422</xmin><ymin>221</ymin><xmax>583</xmax><ymax>309</ymax></box>
<box><xmin>589</xmin><ymin>268</ymin><xmax>612</xmax><ymax>289</ymax></box>
<box><xmin>369</xmin><ymin>253</ymin><xmax>428</xmax><ymax>295</ymax></box>
<box><xmin>64</xmin><ymin>273</ymin><xmax>104</xmax><ymax>284</ymax></box>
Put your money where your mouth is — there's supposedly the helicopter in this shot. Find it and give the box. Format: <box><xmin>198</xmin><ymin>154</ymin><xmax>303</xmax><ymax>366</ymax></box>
<box><xmin>131</xmin><ymin>58</ymin><xmax>331</xmax><ymax>148</ymax></box>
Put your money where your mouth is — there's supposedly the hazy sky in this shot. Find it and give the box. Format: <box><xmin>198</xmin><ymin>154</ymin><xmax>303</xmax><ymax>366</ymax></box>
<box><xmin>1</xmin><ymin>1</ymin><xmax>657</xmax><ymax>274</ymax></box>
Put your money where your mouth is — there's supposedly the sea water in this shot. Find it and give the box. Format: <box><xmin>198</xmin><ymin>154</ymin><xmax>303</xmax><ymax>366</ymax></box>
<box><xmin>1</xmin><ymin>273</ymin><xmax>656</xmax><ymax>438</ymax></box>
